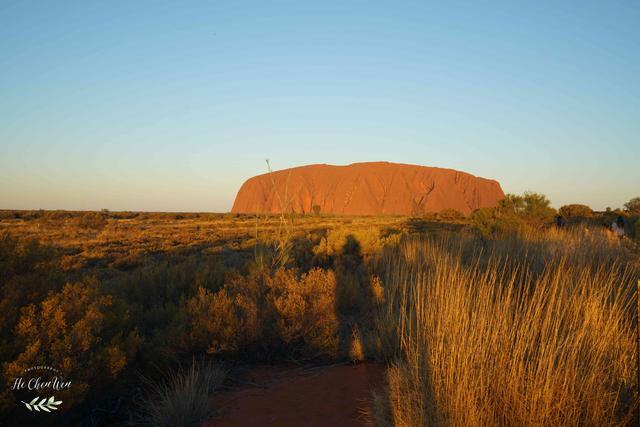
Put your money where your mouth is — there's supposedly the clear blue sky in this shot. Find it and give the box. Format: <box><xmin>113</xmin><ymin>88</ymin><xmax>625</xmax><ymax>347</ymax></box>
<box><xmin>1</xmin><ymin>1</ymin><xmax>638</xmax><ymax>211</ymax></box>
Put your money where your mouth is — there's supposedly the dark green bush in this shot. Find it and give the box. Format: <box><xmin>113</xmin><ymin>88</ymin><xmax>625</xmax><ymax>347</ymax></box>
<box><xmin>559</xmin><ymin>204</ymin><xmax>592</xmax><ymax>219</ymax></box>
<box><xmin>78</xmin><ymin>211</ymin><xmax>108</xmax><ymax>230</ymax></box>
<box><xmin>438</xmin><ymin>208</ymin><xmax>465</xmax><ymax>221</ymax></box>
<box><xmin>102</xmin><ymin>256</ymin><xmax>229</xmax><ymax>368</ymax></box>
<box><xmin>472</xmin><ymin>192</ymin><xmax>556</xmax><ymax>238</ymax></box>
<box><xmin>266</xmin><ymin>268</ymin><xmax>339</xmax><ymax>358</ymax></box>
<box><xmin>624</xmin><ymin>197</ymin><xmax>640</xmax><ymax>214</ymax></box>
<box><xmin>4</xmin><ymin>276</ymin><xmax>140</xmax><ymax>410</ymax></box>
<box><xmin>0</xmin><ymin>235</ymin><xmax>65</xmax><ymax>413</ymax></box>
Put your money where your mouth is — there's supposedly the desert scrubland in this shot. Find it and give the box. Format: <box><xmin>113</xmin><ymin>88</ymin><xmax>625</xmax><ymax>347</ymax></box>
<box><xmin>0</xmin><ymin>195</ymin><xmax>639</xmax><ymax>426</ymax></box>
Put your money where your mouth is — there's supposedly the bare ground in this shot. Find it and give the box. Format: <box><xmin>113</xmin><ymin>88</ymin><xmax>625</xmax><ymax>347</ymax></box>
<box><xmin>202</xmin><ymin>363</ymin><xmax>385</xmax><ymax>427</ymax></box>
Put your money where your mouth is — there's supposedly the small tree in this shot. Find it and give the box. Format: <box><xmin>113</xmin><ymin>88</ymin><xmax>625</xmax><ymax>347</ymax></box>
<box><xmin>521</xmin><ymin>192</ymin><xmax>555</xmax><ymax>223</ymax></box>
<box><xmin>624</xmin><ymin>197</ymin><xmax>640</xmax><ymax>214</ymax></box>
<box><xmin>497</xmin><ymin>194</ymin><xmax>525</xmax><ymax>215</ymax></box>
<box><xmin>312</xmin><ymin>204</ymin><xmax>321</xmax><ymax>216</ymax></box>
<box><xmin>472</xmin><ymin>192</ymin><xmax>555</xmax><ymax>237</ymax></box>
<box><xmin>471</xmin><ymin>207</ymin><xmax>499</xmax><ymax>238</ymax></box>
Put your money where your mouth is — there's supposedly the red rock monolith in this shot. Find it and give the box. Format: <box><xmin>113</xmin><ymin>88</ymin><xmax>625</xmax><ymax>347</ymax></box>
<box><xmin>231</xmin><ymin>162</ymin><xmax>504</xmax><ymax>215</ymax></box>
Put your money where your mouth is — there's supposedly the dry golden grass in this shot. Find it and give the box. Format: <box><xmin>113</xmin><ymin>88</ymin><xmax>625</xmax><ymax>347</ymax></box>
<box><xmin>375</xmin><ymin>228</ymin><xmax>639</xmax><ymax>426</ymax></box>
<box><xmin>0</xmin><ymin>211</ymin><xmax>410</xmax><ymax>273</ymax></box>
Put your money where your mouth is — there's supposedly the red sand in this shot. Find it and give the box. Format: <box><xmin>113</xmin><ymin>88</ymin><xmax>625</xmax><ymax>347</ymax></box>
<box><xmin>232</xmin><ymin>161</ymin><xmax>504</xmax><ymax>215</ymax></box>
<box><xmin>202</xmin><ymin>363</ymin><xmax>385</xmax><ymax>427</ymax></box>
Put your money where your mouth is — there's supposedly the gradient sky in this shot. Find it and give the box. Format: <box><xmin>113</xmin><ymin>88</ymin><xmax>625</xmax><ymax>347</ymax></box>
<box><xmin>1</xmin><ymin>1</ymin><xmax>638</xmax><ymax>212</ymax></box>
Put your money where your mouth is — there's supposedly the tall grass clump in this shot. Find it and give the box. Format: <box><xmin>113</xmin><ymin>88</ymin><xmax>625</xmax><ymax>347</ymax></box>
<box><xmin>375</xmin><ymin>228</ymin><xmax>639</xmax><ymax>426</ymax></box>
<box><xmin>134</xmin><ymin>359</ymin><xmax>225</xmax><ymax>427</ymax></box>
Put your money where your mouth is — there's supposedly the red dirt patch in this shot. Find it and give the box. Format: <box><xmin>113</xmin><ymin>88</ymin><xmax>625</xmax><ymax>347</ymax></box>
<box><xmin>202</xmin><ymin>363</ymin><xmax>385</xmax><ymax>427</ymax></box>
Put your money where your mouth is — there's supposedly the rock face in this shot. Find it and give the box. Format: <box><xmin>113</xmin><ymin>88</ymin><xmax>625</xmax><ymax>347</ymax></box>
<box><xmin>231</xmin><ymin>162</ymin><xmax>504</xmax><ymax>215</ymax></box>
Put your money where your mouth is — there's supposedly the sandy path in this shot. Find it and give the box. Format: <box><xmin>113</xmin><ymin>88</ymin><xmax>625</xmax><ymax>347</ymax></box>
<box><xmin>202</xmin><ymin>363</ymin><xmax>385</xmax><ymax>427</ymax></box>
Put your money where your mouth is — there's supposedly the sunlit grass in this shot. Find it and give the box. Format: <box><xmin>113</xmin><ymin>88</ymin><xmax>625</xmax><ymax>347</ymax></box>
<box><xmin>375</xmin><ymin>229</ymin><xmax>639</xmax><ymax>426</ymax></box>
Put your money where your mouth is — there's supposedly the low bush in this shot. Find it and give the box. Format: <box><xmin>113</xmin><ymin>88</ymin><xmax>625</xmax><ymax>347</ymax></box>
<box><xmin>181</xmin><ymin>286</ymin><xmax>259</xmax><ymax>355</ymax></box>
<box><xmin>77</xmin><ymin>212</ymin><xmax>108</xmax><ymax>230</ymax></box>
<box><xmin>4</xmin><ymin>277</ymin><xmax>141</xmax><ymax>409</ymax></box>
<box><xmin>0</xmin><ymin>235</ymin><xmax>65</xmax><ymax>412</ymax></box>
<box><xmin>267</xmin><ymin>268</ymin><xmax>339</xmax><ymax>357</ymax></box>
<box><xmin>437</xmin><ymin>208</ymin><xmax>464</xmax><ymax>220</ymax></box>
<box><xmin>173</xmin><ymin>265</ymin><xmax>342</xmax><ymax>359</ymax></box>
<box><xmin>472</xmin><ymin>191</ymin><xmax>556</xmax><ymax>238</ymax></box>
<box><xmin>559</xmin><ymin>204</ymin><xmax>593</xmax><ymax>219</ymax></box>
<box><xmin>288</xmin><ymin>233</ymin><xmax>320</xmax><ymax>271</ymax></box>
<box><xmin>104</xmin><ymin>256</ymin><xmax>229</xmax><ymax>366</ymax></box>
<box><xmin>630</xmin><ymin>215</ymin><xmax>640</xmax><ymax>241</ymax></box>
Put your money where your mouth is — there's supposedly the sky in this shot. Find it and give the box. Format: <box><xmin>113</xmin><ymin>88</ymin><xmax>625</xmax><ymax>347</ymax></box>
<box><xmin>1</xmin><ymin>0</ymin><xmax>638</xmax><ymax>212</ymax></box>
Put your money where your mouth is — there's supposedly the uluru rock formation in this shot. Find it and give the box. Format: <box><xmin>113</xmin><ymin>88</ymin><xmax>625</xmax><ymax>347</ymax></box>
<box><xmin>231</xmin><ymin>162</ymin><xmax>504</xmax><ymax>215</ymax></box>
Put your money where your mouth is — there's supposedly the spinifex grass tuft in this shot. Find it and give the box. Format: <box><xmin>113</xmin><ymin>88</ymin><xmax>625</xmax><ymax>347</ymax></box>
<box><xmin>134</xmin><ymin>359</ymin><xmax>226</xmax><ymax>427</ymax></box>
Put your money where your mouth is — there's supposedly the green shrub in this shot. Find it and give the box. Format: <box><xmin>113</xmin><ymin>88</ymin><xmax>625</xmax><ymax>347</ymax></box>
<box><xmin>108</xmin><ymin>257</ymin><xmax>226</xmax><ymax>327</ymax></box>
<box><xmin>497</xmin><ymin>193</ymin><xmax>525</xmax><ymax>214</ymax></box>
<box><xmin>438</xmin><ymin>208</ymin><xmax>464</xmax><ymax>221</ymax></box>
<box><xmin>267</xmin><ymin>268</ymin><xmax>339</xmax><ymax>357</ymax></box>
<box><xmin>559</xmin><ymin>204</ymin><xmax>592</xmax><ymax>219</ymax></box>
<box><xmin>420</xmin><ymin>212</ymin><xmax>439</xmax><ymax>221</ymax></box>
<box><xmin>181</xmin><ymin>285</ymin><xmax>259</xmax><ymax>355</ymax></box>
<box><xmin>4</xmin><ymin>277</ymin><xmax>140</xmax><ymax>408</ymax></box>
<box><xmin>0</xmin><ymin>235</ymin><xmax>65</xmax><ymax>412</ymax></box>
<box><xmin>77</xmin><ymin>212</ymin><xmax>108</xmax><ymax>230</ymax></box>
<box><xmin>0</xmin><ymin>236</ymin><xmax>63</xmax><ymax>345</ymax></box>
<box><xmin>471</xmin><ymin>207</ymin><xmax>523</xmax><ymax>237</ymax></box>
<box><xmin>520</xmin><ymin>192</ymin><xmax>556</xmax><ymax>223</ymax></box>
<box><xmin>472</xmin><ymin>192</ymin><xmax>556</xmax><ymax>237</ymax></box>
<box><xmin>624</xmin><ymin>196</ymin><xmax>640</xmax><ymax>214</ymax></box>
<box><xmin>288</xmin><ymin>234</ymin><xmax>318</xmax><ymax>271</ymax></box>
<box><xmin>0</xmin><ymin>211</ymin><xmax>16</xmax><ymax>220</ymax></box>
<box><xmin>43</xmin><ymin>210</ymin><xmax>75</xmax><ymax>221</ymax></box>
